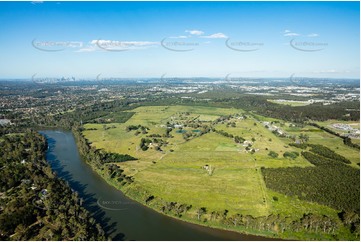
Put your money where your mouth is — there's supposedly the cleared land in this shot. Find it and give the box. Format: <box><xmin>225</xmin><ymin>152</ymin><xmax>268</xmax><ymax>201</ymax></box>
<box><xmin>267</xmin><ymin>99</ymin><xmax>310</xmax><ymax>107</ymax></box>
<box><xmin>83</xmin><ymin>105</ymin><xmax>359</xmax><ymax>226</ymax></box>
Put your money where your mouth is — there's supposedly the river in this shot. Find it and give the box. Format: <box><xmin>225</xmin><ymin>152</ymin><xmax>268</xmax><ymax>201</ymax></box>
<box><xmin>40</xmin><ymin>130</ymin><xmax>273</xmax><ymax>241</ymax></box>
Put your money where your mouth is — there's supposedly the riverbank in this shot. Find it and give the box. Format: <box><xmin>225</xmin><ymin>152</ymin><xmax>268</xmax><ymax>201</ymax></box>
<box><xmin>89</xmin><ymin>160</ymin><xmax>280</xmax><ymax>240</ymax></box>
<box><xmin>72</xmin><ymin>126</ymin><xmax>357</xmax><ymax>241</ymax></box>
<box><xmin>71</xmin><ymin>127</ymin><xmax>284</xmax><ymax>240</ymax></box>
<box><xmin>106</xmin><ymin>174</ymin><xmax>282</xmax><ymax>240</ymax></box>
<box><xmin>72</xmin><ymin>127</ymin><xmax>297</xmax><ymax>240</ymax></box>
<box><xmin>42</xmin><ymin>129</ymin><xmax>277</xmax><ymax>240</ymax></box>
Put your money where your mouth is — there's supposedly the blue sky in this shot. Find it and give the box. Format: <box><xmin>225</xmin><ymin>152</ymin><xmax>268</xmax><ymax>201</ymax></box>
<box><xmin>0</xmin><ymin>1</ymin><xmax>359</xmax><ymax>79</ymax></box>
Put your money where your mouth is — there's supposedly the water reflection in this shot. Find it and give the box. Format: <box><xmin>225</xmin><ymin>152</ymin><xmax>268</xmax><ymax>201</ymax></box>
<box><xmin>40</xmin><ymin>130</ymin><xmax>274</xmax><ymax>241</ymax></box>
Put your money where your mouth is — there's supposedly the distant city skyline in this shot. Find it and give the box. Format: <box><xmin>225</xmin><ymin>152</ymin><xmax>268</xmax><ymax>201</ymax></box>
<box><xmin>0</xmin><ymin>1</ymin><xmax>359</xmax><ymax>79</ymax></box>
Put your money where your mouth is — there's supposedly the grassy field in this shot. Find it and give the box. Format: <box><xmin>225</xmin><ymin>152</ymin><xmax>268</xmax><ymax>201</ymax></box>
<box><xmin>82</xmin><ymin>105</ymin><xmax>359</xmax><ymax>240</ymax></box>
<box><xmin>267</xmin><ymin>99</ymin><xmax>310</xmax><ymax>106</ymax></box>
<box><xmin>284</xmin><ymin>124</ymin><xmax>360</xmax><ymax>167</ymax></box>
<box><xmin>315</xmin><ymin>120</ymin><xmax>360</xmax><ymax>145</ymax></box>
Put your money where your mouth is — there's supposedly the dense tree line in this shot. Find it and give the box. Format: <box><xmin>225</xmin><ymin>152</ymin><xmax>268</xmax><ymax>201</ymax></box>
<box><xmin>262</xmin><ymin>151</ymin><xmax>359</xmax><ymax>212</ymax></box>
<box><xmin>0</xmin><ymin>130</ymin><xmax>106</xmax><ymax>240</ymax></box>
<box><xmin>213</xmin><ymin>129</ymin><xmax>246</xmax><ymax>144</ymax></box>
<box><xmin>289</xmin><ymin>143</ymin><xmax>351</xmax><ymax>164</ymax></box>
<box><xmin>102</xmin><ymin>152</ymin><xmax>137</xmax><ymax>163</ymax></box>
<box><xmin>155</xmin><ymin>199</ymin><xmax>350</xmax><ymax>239</ymax></box>
<box><xmin>221</xmin><ymin>212</ymin><xmax>340</xmax><ymax>235</ymax></box>
<box><xmin>227</xmin><ymin>96</ymin><xmax>360</xmax><ymax>122</ymax></box>
<box><xmin>308</xmin><ymin>144</ymin><xmax>351</xmax><ymax>164</ymax></box>
<box><xmin>72</xmin><ymin>126</ymin><xmax>135</xmax><ymax>186</ymax></box>
<box><xmin>125</xmin><ymin>124</ymin><xmax>149</xmax><ymax>132</ymax></box>
<box><xmin>289</xmin><ymin>142</ymin><xmax>308</xmax><ymax>149</ymax></box>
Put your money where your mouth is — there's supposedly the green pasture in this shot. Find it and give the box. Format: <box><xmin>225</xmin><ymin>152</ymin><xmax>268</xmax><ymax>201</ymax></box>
<box><xmin>285</xmin><ymin>125</ymin><xmax>360</xmax><ymax>167</ymax></box>
<box><xmin>83</xmin><ymin>105</ymin><xmax>359</xmax><ymax>230</ymax></box>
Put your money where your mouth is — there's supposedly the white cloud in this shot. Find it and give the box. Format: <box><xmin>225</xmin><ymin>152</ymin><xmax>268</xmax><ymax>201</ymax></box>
<box><xmin>308</xmin><ymin>33</ymin><xmax>319</xmax><ymax>37</ymax></box>
<box><xmin>284</xmin><ymin>32</ymin><xmax>300</xmax><ymax>37</ymax></box>
<box><xmin>169</xmin><ymin>35</ymin><xmax>188</xmax><ymax>39</ymax></box>
<box><xmin>283</xmin><ymin>30</ymin><xmax>319</xmax><ymax>37</ymax></box>
<box><xmin>185</xmin><ymin>30</ymin><xmax>204</xmax><ymax>35</ymax></box>
<box><xmin>312</xmin><ymin>69</ymin><xmax>351</xmax><ymax>74</ymax></box>
<box><xmin>96</xmin><ymin>40</ymin><xmax>158</xmax><ymax>46</ymax></box>
<box><xmin>76</xmin><ymin>40</ymin><xmax>158</xmax><ymax>52</ymax></box>
<box><xmin>317</xmin><ymin>69</ymin><xmax>337</xmax><ymax>73</ymax></box>
<box><xmin>76</xmin><ymin>46</ymin><xmax>97</xmax><ymax>53</ymax></box>
<box><xmin>31</xmin><ymin>1</ymin><xmax>43</xmax><ymax>4</ymax></box>
<box><xmin>283</xmin><ymin>30</ymin><xmax>300</xmax><ymax>37</ymax></box>
<box><xmin>92</xmin><ymin>40</ymin><xmax>158</xmax><ymax>50</ymax></box>
<box><xmin>201</xmin><ymin>33</ymin><xmax>228</xmax><ymax>39</ymax></box>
